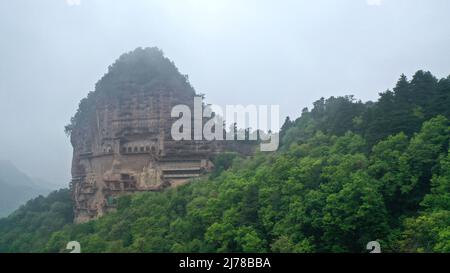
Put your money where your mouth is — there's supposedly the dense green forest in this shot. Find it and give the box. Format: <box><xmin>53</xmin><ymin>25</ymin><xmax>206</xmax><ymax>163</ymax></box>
<box><xmin>0</xmin><ymin>70</ymin><xmax>449</xmax><ymax>253</ymax></box>
<box><xmin>0</xmin><ymin>189</ymin><xmax>73</xmax><ymax>252</ymax></box>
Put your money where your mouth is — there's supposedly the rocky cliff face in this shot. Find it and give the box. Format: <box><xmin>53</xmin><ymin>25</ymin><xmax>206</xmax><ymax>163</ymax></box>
<box><xmin>68</xmin><ymin>48</ymin><xmax>251</xmax><ymax>223</ymax></box>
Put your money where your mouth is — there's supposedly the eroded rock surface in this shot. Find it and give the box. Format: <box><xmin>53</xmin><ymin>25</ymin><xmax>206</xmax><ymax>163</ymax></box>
<box><xmin>68</xmin><ymin>48</ymin><xmax>252</xmax><ymax>223</ymax></box>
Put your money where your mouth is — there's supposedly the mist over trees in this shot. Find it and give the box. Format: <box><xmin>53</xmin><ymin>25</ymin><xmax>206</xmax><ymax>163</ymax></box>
<box><xmin>1</xmin><ymin>70</ymin><xmax>449</xmax><ymax>253</ymax></box>
<box><xmin>64</xmin><ymin>47</ymin><xmax>195</xmax><ymax>136</ymax></box>
<box><xmin>0</xmin><ymin>161</ymin><xmax>53</xmax><ymax>218</ymax></box>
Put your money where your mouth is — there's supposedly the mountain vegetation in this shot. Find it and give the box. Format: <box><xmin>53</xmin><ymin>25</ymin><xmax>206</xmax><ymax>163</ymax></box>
<box><xmin>0</xmin><ymin>189</ymin><xmax>73</xmax><ymax>252</ymax></box>
<box><xmin>64</xmin><ymin>47</ymin><xmax>195</xmax><ymax>136</ymax></box>
<box><xmin>0</xmin><ymin>70</ymin><xmax>449</xmax><ymax>253</ymax></box>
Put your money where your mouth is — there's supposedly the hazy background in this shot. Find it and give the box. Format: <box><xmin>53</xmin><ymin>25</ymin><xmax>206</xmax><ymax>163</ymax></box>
<box><xmin>0</xmin><ymin>0</ymin><xmax>449</xmax><ymax>188</ymax></box>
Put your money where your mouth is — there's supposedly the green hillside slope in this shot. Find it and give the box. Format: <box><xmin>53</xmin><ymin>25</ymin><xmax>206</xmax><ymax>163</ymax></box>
<box><xmin>0</xmin><ymin>71</ymin><xmax>449</xmax><ymax>253</ymax></box>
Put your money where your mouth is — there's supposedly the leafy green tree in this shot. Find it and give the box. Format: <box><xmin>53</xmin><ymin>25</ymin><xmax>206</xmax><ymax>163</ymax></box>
<box><xmin>321</xmin><ymin>171</ymin><xmax>389</xmax><ymax>252</ymax></box>
<box><xmin>3</xmin><ymin>70</ymin><xmax>450</xmax><ymax>254</ymax></box>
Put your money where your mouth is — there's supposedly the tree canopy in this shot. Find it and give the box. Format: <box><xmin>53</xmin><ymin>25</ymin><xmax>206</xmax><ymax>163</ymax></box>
<box><xmin>65</xmin><ymin>47</ymin><xmax>195</xmax><ymax>136</ymax></box>
<box><xmin>1</xmin><ymin>70</ymin><xmax>449</xmax><ymax>253</ymax></box>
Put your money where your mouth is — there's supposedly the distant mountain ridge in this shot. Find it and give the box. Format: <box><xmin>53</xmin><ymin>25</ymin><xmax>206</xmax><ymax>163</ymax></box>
<box><xmin>0</xmin><ymin>160</ymin><xmax>53</xmax><ymax>217</ymax></box>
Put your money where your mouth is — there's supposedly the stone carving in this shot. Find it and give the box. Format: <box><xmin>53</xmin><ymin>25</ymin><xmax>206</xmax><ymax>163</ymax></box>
<box><xmin>68</xmin><ymin>48</ymin><xmax>253</xmax><ymax>223</ymax></box>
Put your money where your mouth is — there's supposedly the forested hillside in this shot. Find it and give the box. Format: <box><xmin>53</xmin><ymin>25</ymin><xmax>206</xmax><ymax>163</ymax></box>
<box><xmin>0</xmin><ymin>189</ymin><xmax>73</xmax><ymax>252</ymax></box>
<box><xmin>0</xmin><ymin>71</ymin><xmax>449</xmax><ymax>253</ymax></box>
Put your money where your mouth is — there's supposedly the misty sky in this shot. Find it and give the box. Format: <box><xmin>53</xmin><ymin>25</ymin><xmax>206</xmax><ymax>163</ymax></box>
<box><xmin>0</xmin><ymin>0</ymin><xmax>449</xmax><ymax>187</ymax></box>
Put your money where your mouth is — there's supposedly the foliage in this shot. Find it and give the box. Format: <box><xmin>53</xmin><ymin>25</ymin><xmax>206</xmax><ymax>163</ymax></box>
<box><xmin>65</xmin><ymin>47</ymin><xmax>195</xmax><ymax>136</ymax></box>
<box><xmin>0</xmin><ymin>189</ymin><xmax>73</xmax><ymax>253</ymax></box>
<box><xmin>2</xmin><ymin>71</ymin><xmax>449</xmax><ymax>253</ymax></box>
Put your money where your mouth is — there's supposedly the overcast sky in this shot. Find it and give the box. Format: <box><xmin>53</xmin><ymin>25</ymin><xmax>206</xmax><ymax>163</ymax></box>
<box><xmin>0</xmin><ymin>0</ymin><xmax>449</xmax><ymax>187</ymax></box>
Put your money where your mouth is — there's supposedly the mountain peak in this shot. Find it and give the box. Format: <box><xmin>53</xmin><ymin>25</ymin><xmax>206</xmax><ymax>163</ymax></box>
<box><xmin>95</xmin><ymin>47</ymin><xmax>195</xmax><ymax>96</ymax></box>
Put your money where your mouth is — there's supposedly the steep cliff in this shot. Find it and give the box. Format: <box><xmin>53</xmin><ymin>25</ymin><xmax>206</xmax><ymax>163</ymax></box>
<box><xmin>67</xmin><ymin>47</ymin><xmax>245</xmax><ymax>223</ymax></box>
